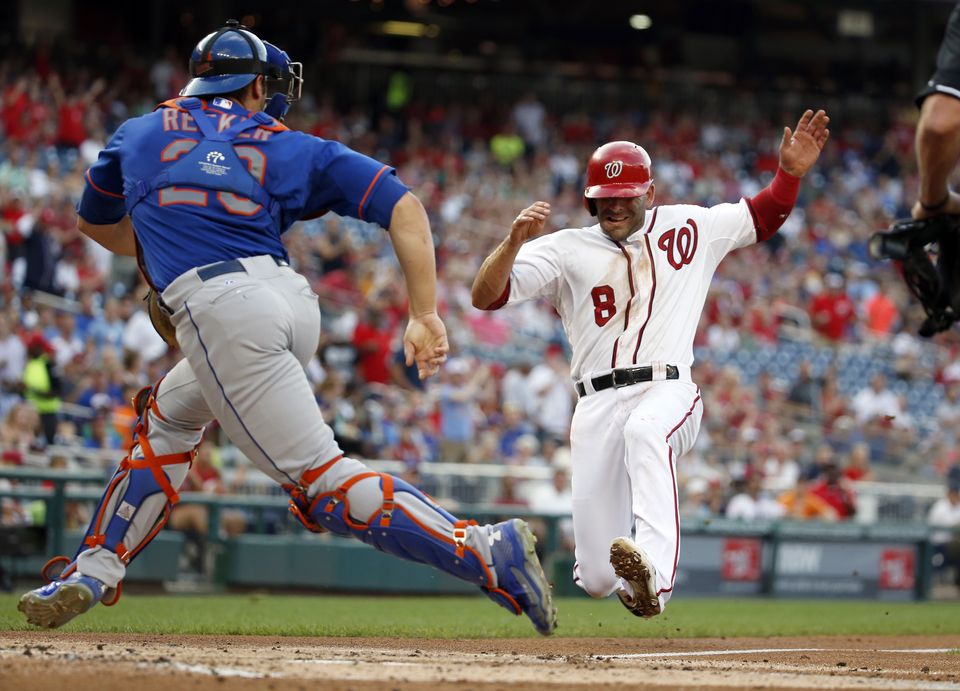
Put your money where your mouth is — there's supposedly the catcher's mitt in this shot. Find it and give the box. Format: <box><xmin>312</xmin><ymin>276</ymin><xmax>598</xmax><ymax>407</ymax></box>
<box><xmin>145</xmin><ymin>290</ymin><xmax>178</xmax><ymax>348</ymax></box>
<box><xmin>869</xmin><ymin>215</ymin><xmax>960</xmax><ymax>337</ymax></box>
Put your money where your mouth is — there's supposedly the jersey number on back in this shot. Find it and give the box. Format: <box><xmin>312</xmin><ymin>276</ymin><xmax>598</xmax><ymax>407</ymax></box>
<box><xmin>159</xmin><ymin>142</ymin><xmax>266</xmax><ymax>216</ymax></box>
<box><xmin>591</xmin><ymin>285</ymin><xmax>616</xmax><ymax>326</ymax></box>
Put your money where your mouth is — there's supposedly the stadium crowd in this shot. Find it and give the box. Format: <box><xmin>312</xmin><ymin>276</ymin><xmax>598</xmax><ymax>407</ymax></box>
<box><xmin>2</xmin><ymin>44</ymin><xmax>960</xmax><ymax>541</ymax></box>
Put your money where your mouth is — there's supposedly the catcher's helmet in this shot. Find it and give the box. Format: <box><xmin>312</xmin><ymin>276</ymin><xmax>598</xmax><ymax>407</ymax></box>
<box><xmin>181</xmin><ymin>20</ymin><xmax>285</xmax><ymax>98</ymax></box>
<box><xmin>583</xmin><ymin>141</ymin><xmax>653</xmax><ymax>215</ymax></box>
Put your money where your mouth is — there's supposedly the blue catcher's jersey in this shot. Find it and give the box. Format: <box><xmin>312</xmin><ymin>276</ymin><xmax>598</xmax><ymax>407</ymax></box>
<box><xmin>78</xmin><ymin>96</ymin><xmax>408</xmax><ymax>290</ymax></box>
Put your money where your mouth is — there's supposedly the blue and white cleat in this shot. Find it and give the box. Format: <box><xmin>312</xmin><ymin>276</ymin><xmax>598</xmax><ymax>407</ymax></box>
<box><xmin>483</xmin><ymin>518</ymin><xmax>557</xmax><ymax>636</ymax></box>
<box><xmin>18</xmin><ymin>573</ymin><xmax>107</xmax><ymax>629</ymax></box>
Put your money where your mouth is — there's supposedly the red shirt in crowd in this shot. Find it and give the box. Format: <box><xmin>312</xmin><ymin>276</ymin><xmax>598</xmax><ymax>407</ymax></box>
<box><xmin>57</xmin><ymin>99</ymin><xmax>87</xmax><ymax>148</ymax></box>
<box><xmin>810</xmin><ymin>291</ymin><xmax>855</xmax><ymax>341</ymax></box>
<box><xmin>352</xmin><ymin>321</ymin><xmax>393</xmax><ymax>385</ymax></box>
<box><xmin>810</xmin><ymin>479</ymin><xmax>856</xmax><ymax>518</ymax></box>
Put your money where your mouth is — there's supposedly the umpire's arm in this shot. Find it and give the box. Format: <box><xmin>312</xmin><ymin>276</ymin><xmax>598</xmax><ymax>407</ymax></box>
<box><xmin>914</xmin><ymin>94</ymin><xmax>960</xmax><ymax>219</ymax></box>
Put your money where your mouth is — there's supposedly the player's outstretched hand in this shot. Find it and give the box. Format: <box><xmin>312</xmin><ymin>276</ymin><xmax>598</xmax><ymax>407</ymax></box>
<box><xmin>404</xmin><ymin>312</ymin><xmax>449</xmax><ymax>380</ymax></box>
<box><xmin>779</xmin><ymin>109</ymin><xmax>830</xmax><ymax>177</ymax></box>
<box><xmin>510</xmin><ymin>201</ymin><xmax>551</xmax><ymax>246</ymax></box>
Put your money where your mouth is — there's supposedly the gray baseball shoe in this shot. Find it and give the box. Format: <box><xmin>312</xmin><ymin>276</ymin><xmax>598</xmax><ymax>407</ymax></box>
<box><xmin>18</xmin><ymin>573</ymin><xmax>107</xmax><ymax>628</ymax></box>
<box><xmin>610</xmin><ymin>537</ymin><xmax>662</xmax><ymax>618</ymax></box>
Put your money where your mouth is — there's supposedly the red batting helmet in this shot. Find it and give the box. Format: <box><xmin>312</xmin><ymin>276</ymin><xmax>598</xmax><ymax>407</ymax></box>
<box><xmin>583</xmin><ymin>141</ymin><xmax>653</xmax><ymax>215</ymax></box>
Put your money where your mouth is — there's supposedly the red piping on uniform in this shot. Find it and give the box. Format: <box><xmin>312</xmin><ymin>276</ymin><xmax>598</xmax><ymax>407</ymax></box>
<box><xmin>658</xmin><ymin>387</ymin><xmax>701</xmax><ymax>596</ymax></box>
<box><xmin>358</xmin><ymin>165</ymin><xmax>389</xmax><ymax>220</ymax></box>
<box><xmin>611</xmin><ymin>242</ymin><xmax>636</xmax><ymax>368</ymax></box>
<box><xmin>632</xmin><ymin>231</ymin><xmax>658</xmax><ymax>364</ymax></box>
<box><xmin>85</xmin><ymin>170</ymin><xmax>124</xmax><ymax>199</ymax></box>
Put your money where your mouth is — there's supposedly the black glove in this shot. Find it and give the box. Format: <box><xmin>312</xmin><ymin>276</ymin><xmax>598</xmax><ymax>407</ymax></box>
<box><xmin>869</xmin><ymin>215</ymin><xmax>960</xmax><ymax>337</ymax></box>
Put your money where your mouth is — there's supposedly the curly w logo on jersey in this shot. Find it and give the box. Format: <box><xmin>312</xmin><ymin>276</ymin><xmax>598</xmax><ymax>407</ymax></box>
<box><xmin>657</xmin><ymin>219</ymin><xmax>699</xmax><ymax>270</ymax></box>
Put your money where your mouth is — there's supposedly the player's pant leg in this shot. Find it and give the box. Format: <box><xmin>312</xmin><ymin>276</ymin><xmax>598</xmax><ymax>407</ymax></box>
<box><xmin>168</xmin><ymin>264</ymin><xmax>341</xmax><ymax>486</ymax></box>
<box><xmin>569</xmin><ymin>389</ymin><xmax>633</xmax><ymax>598</ymax></box>
<box><xmin>622</xmin><ymin>381</ymin><xmax>702</xmax><ymax>610</ymax></box>
<box><xmin>74</xmin><ymin>359</ymin><xmax>213</xmax><ymax>587</ymax></box>
<box><xmin>166</xmin><ymin>261</ymin><xmax>503</xmax><ymax>589</ymax></box>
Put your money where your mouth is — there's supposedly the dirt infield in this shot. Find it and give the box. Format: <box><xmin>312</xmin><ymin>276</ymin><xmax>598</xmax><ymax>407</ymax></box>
<box><xmin>2</xmin><ymin>632</ymin><xmax>960</xmax><ymax>690</ymax></box>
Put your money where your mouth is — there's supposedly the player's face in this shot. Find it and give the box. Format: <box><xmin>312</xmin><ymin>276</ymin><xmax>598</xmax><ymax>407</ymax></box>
<box><xmin>595</xmin><ymin>194</ymin><xmax>650</xmax><ymax>241</ymax></box>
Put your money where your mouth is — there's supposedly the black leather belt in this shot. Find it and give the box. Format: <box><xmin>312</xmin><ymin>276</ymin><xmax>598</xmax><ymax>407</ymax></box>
<box><xmin>575</xmin><ymin>364</ymin><xmax>679</xmax><ymax>396</ymax></box>
<box><xmin>197</xmin><ymin>256</ymin><xmax>289</xmax><ymax>282</ymax></box>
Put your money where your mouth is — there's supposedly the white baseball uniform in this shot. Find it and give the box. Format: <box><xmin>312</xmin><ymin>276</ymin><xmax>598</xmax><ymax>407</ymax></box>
<box><xmin>496</xmin><ymin>199</ymin><xmax>758</xmax><ymax>611</ymax></box>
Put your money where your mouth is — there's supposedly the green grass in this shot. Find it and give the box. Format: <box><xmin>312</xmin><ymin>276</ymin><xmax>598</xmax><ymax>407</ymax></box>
<box><xmin>4</xmin><ymin>593</ymin><xmax>960</xmax><ymax>638</ymax></box>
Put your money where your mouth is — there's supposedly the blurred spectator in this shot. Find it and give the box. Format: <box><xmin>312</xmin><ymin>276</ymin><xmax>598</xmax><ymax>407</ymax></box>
<box><xmin>777</xmin><ymin>476</ymin><xmax>838</xmax><ymax>521</ymax></box>
<box><xmin>49</xmin><ymin>311</ymin><xmax>83</xmax><ymax>369</ymax></box>
<box><xmin>0</xmin><ymin>401</ymin><xmax>42</xmax><ymax>463</ymax></box>
<box><xmin>121</xmin><ymin>296</ymin><xmax>168</xmax><ymax>364</ymax></box>
<box><xmin>809</xmin><ymin>462</ymin><xmax>857</xmax><ymax>519</ymax></box>
<box><xmin>928</xmin><ymin>483</ymin><xmax>960</xmax><ymax>588</ymax></box>
<box><xmin>527</xmin><ymin>467</ymin><xmax>575</xmax><ymax>551</ymax></box>
<box><xmin>526</xmin><ymin>344</ymin><xmax>573</xmax><ymax>443</ymax></box>
<box><xmin>785</xmin><ymin>360</ymin><xmax>820</xmax><ymax>421</ymax></box>
<box><xmin>169</xmin><ymin>439</ymin><xmax>248</xmax><ymax>572</ymax></box>
<box><xmin>851</xmin><ymin>373</ymin><xmax>901</xmax><ymax>426</ymax></box>
<box><xmin>680</xmin><ymin>477</ymin><xmax>714</xmax><ymax>519</ymax></box>
<box><xmin>385</xmin><ymin>425</ymin><xmax>430</xmax><ymax>470</ymax></box>
<box><xmin>86</xmin><ymin>297</ymin><xmax>126</xmax><ymax>357</ymax></box>
<box><xmin>843</xmin><ymin>442</ymin><xmax>874</xmax><ymax>482</ymax></box>
<box><xmin>725</xmin><ymin>473</ymin><xmax>785</xmax><ymax>521</ymax></box>
<box><xmin>0</xmin><ymin>312</ymin><xmax>25</xmax><ymax>416</ymax></box>
<box><xmin>22</xmin><ymin>333</ymin><xmax>59</xmax><ymax>444</ymax></box>
<box><xmin>352</xmin><ymin>306</ymin><xmax>394</xmax><ymax>385</ymax></box>
<box><xmin>498</xmin><ymin>401</ymin><xmax>536</xmax><ymax>459</ymax></box>
<box><xmin>809</xmin><ymin>272</ymin><xmax>855</xmax><ymax>342</ymax></box>
<box><xmin>492</xmin><ymin>474</ymin><xmax>528</xmax><ymax>508</ymax></box>
<box><xmin>436</xmin><ymin>358</ymin><xmax>485</xmax><ymax>463</ymax></box>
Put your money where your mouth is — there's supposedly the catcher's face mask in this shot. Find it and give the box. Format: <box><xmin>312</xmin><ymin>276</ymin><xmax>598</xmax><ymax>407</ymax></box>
<box><xmin>263</xmin><ymin>41</ymin><xmax>302</xmax><ymax>121</ymax></box>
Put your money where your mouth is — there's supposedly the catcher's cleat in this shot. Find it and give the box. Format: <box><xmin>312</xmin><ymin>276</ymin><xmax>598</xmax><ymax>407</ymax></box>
<box><xmin>484</xmin><ymin>519</ymin><xmax>558</xmax><ymax>636</ymax></box>
<box><xmin>610</xmin><ymin>537</ymin><xmax>662</xmax><ymax>618</ymax></box>
<box><xmin>18</xmin><ymin>573</ymin><xmax>106</xmax><ymax>629</ymax></box>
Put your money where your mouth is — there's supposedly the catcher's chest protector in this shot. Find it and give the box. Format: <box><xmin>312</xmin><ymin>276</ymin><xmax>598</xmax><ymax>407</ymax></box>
<box><xmin>125</xmin><ymin>98</ymin><xmax>279</xmax><ymax>224</ymax></box>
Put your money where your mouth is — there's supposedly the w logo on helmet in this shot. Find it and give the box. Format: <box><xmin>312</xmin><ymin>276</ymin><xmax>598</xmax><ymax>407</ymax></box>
<box><xmin>604</xmin><ymin>160</ymin><xmax>623</xmax><ymax>178</ymax></box>
<box><xmin>657</xmin><ymin>219</ymin><xmax>699</xmax><ymax>270</ymax></box>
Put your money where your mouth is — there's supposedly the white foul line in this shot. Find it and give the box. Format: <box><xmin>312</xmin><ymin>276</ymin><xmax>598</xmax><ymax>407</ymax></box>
<box><xmin>603</xmin><ymin>647</ymin><xmax>956</xmax><ymax>659</ymax></box>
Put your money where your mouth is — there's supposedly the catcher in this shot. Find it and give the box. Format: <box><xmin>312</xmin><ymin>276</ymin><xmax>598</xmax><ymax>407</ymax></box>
<box><xmin>871</xmin><ymin>3</ymin><xmax>960</xmax><ymax>337</ymax></box>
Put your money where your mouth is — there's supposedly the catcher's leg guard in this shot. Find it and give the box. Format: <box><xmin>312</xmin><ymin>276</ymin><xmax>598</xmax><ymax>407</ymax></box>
<box><xmin>287</xmin><ymin>456</ymin><xmax>557</xmax><ymax>634</ymax></box>
<box><xmin>288</xmin><ymin>457</ymin><xmax>495</xmax><ymax>586</ymax></box>
<box><xmin>40</xmin><ymin>374</ymin><xmax>202</xmax><ymax>606</ymax></box>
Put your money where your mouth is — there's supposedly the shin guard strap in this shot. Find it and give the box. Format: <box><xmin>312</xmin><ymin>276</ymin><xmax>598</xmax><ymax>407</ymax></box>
<box><xmin>453</xmin><ymin>519</ymin><xmax>470</xmax><ymax>558</ymax></box>
<box><xmin>379</xmin><ymin>474</ymin><xmax>395</xmax><ymax>527</ymax></box>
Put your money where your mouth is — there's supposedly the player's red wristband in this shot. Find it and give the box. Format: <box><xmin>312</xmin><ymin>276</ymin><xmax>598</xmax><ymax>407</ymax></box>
<box><xmin>748</xmin><ymin>168</ymin><xmax>801</xmax><ymax>241</ymax></box>
<box><xmin>769</xmin><ymin>167</ymin><xmax>801</xmax><ymax>204</ymax></box>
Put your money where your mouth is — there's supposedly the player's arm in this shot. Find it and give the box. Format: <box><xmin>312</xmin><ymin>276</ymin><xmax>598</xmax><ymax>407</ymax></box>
<box><xmin>77</xmin><ymin>216</ymin><xmax>137</xmax><ymax>257</ymax></box>
<box><xmin>77</xmin><ymin>123</ymin><xmax>136</xmax><ymax>256</ymax></box>
<box><xmin>471</xmin><ymin>201</ymin><xmax>551</xmax><ymax>310</ymax></box>
<box><xmin>913</xmin><ymin>94</ymin><xmax>960</xmax><ymax>219</ymax></box>
<box><xmin>386</xmin><ymin>192</ymin><xmax>449</xmax><ymax>379</ymax></box>
<box><xmin>747</xmin><ymin>109</ymin><xmax>829</xmax><ymax>241</ymax></box>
